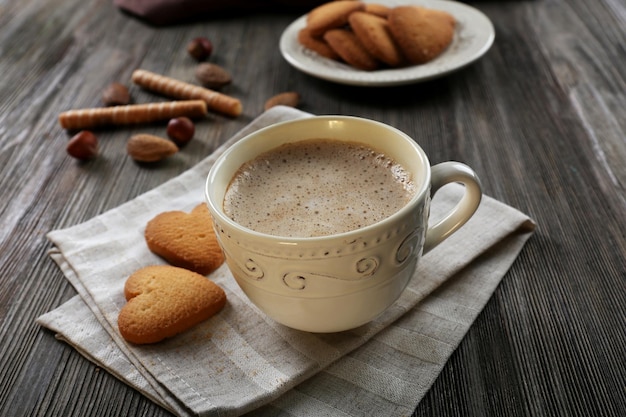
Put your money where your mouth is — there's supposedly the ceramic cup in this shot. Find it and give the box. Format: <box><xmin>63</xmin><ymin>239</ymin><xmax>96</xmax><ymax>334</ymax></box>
<box><xmin>205</xmin><ymin>116</ymin><xmax>482</xmax><ymax>332</ymax></box>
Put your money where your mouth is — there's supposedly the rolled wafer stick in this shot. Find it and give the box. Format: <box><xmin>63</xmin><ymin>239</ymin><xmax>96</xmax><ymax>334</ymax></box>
<box><xmin>58</xmin><ymin>100</ymin><xmax>208</xmax><ymax>130</ymax></box>
<box><xmin>132</xmin><ymin>69</ymin><xmax>242</xmax><ymax>117</ymax></box>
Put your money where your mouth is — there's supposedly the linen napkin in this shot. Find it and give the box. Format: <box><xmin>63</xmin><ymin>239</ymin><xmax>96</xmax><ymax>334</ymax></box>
<box><xmin>37</xmin><ymin>106</ymin><xmax>535</xmax><ymax>417</ymax></box>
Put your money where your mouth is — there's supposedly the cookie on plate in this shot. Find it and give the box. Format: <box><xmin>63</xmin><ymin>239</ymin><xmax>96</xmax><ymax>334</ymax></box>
<box><xmin>364</xmin><ymin>3</ymin><xmax>391</xmax><ymax>18</ymax></box>
<box><xmin>349</xmin><ymin>11</ymin><xmax>404</xmax><ymax>67</ymax></box>
<box><xmin>306</xmin><ymin>0</ymin><xmax>365</xmax><ymax>37</ymax></box>
<box><xmin>118</xmin><ymin>265</ymin><xmax>227</xmax><ymax>344</ymax></box>
<box><xmin>298</xmin><ymin>27</ymin><xmax>341</xmax><ymax>60</ymax></box>
<box><xmin>388</xmin><ymin>6</ymin><xmax>455</xmax><ymax>65</ymax></box>
<box><xmin>145</xmin><ymin>203</ymin><xmax>224</xmax><ymax>275</ymax></box>
<box><xmin>324</xmin><ymin>28</ymin><xmax>380</xmax><ymax>71</ymax></box>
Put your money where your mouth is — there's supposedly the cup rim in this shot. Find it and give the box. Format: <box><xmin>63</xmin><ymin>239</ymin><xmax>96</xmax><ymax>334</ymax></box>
<box><xmin>205</xmin><ymin>115</ymin><xmax>431</xmax><ymax>243</ymax></box>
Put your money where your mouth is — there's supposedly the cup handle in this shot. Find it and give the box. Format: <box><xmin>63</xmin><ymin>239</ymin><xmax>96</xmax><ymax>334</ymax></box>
<box><xmin>423</xmin><ymin>161</ymin><xmax>482</xmax><ymax>254</ymax></box>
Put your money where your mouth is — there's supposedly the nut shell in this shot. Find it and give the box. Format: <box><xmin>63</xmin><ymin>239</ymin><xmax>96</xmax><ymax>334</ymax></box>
<box><xmin>101</xmin><ymin>82</ymin><xmax>130</xmax><ymax>106</ymax></box>
<box><xmin>195</xmin><ymin>63</ymin><xmax>232</xmax><ymax>89</ymax></box>
<box><xmin>187</xmin><ymin>37</ymin><xmax>213</xmax><ymax>61</ymax></box>
<box><xmin>166</xmin><ymin>117</ymin><xmax>195</xmax><ymax>145</ymax></box>
<box><xmin>127</xmin><ymin>134</ymin><xmax>178</xmax><ymax>162</ymax></box>
<box><xmin>66</xmin><ymin>130</ymin><xmax>98</xmax><ymax>160</ymax></box>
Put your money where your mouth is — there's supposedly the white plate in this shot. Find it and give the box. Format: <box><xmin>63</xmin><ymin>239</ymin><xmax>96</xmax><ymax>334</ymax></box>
<box><xmin>279</xmin><ymin>0</ymin><xmax>495</xmax><ymax>86</ymax></box>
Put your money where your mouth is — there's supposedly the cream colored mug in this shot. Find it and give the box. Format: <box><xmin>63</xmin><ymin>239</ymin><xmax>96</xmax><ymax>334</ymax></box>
<box><xmin>206</xmin><ymin>116</ymin><xmax>482</xmax><ymax>332</ymax></box>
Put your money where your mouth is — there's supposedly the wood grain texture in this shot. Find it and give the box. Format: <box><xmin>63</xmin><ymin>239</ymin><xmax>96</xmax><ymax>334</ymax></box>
<box><xmin>0</xmin><ymin>0</ymin><xmax>624</xmax><ymax>416</ymax></box>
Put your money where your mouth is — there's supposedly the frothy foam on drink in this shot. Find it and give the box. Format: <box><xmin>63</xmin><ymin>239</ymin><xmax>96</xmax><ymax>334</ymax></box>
<box><xmin>223</xmin><ymin>139</ymin><xmax>416</xmax><ymax>237</ymax></box>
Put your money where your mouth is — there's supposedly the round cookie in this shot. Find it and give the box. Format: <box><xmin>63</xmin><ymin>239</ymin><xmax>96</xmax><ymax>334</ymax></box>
<box><xmin>324</xmin><ymin>28</ymin><xmax>380</xmax><ymax>71</ymax></box>
<box><xmin>388</xmin><ymin>6</ymin><xmax>456</xmax><ymax>65</ymax></box>
<box><xmin>145</xmin><ymin>203</ymin><xmax>224</xmax><ymax>275</ymax></box>
<box><xmin>421</xmin><ymin>6</ymin><xmax>457</xmax><ymax>29</ymax></box>
<box><xmin>348</xmin><ymin>11</ymin><xmax>404</xmax><ymax>67</ymax></box>
<box><xmin>118</xmin><ymin>265</ymin><xmax>227</xmax><ymax>344</ymax></box>
<box><xmin>306</xmin><ymin>0</ymin><xmax>366</xmax><ymax>37</ymax></box>
<box><xmin>298</xmin><ymin>27</ymin><xmax>340</xmax><ymax>60</ymax></box>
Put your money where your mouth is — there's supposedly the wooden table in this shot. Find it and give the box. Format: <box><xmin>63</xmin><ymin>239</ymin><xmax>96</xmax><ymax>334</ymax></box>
<box><xmin>1</xmin><ymin>0</ymin><xmax>624</xmax><ymax>416</ymax></box>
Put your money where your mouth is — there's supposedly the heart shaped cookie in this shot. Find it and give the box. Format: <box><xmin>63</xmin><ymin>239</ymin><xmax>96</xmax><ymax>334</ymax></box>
<box><xmin>118</xmin><ymin>265</ymin><xmax>227</xmax><ymax>344</ymax></box>
<box><xmin>145</xmin><ymin>203</ymin><xmax>224</xmax><ymax>275</ymax></box>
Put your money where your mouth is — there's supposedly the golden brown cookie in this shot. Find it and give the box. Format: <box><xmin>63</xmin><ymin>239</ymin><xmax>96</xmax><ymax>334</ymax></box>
<box><xmin>323</xmin><ymin>28</ymin><xmax>380</xmax><ymax>71</ymax></box>
<box><xmin>364</xmin><ymin>3</ymin><xmax>390</xmax><ymax>18</ymax></box>
<box><xmin>388</xmin><ymin>6</ymin><xmax>456</xmax><ymax>65</ymax></box>
<box><xmin>118</xmin><ymin>265</ymin><xmax>227</xmax><ymax>344</ymax></box>
<box><xmin>348</xmin><ymin>11</ymin><xmax>404</xmax><ymax>67</ymax></box>
<box><xmin>298</xmin><ymin>27</ymin><xmax>340</xmax><ymax>60</ymax></box>
<box><xmin>145</xmin><ymin>203</ymin><xmax>224</xmax><ymax>275</ymax></box>
<box><xmin>421</xmin><ymin>6</ymin><xmax>457</xmax><ymax>29</ymax></box>
<box><xmin>306</xmin><ymin>0</ymin><xmax>366</xmax><ymax>37</ymax></box>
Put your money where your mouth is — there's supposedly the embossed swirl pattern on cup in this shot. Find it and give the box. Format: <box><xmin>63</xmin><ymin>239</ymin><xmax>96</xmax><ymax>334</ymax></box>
<box><xmin>231</xmin><ymin>254</ymin><xmax>381</xmax><ymax>289</ymax></box>
<box><xmin>220</xmin><ymin>227</ymin><xmax>424</xmax><ymax>291</ymax></box>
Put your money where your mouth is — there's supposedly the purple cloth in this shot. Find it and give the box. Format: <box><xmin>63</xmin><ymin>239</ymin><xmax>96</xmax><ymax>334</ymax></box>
<box><xmin>114</xmin><ymin>0</ymin><xmax>326</xmax><ymax>25</ymax></box>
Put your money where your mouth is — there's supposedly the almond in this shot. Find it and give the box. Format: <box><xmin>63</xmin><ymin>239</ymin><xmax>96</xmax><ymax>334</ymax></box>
<box><xmin>264</xmin><ymin>92</ymin><xmax>300</xmax><ymax>111</ymax></box>
<box><xmin>195</xmin><ymin>63</ymin><xmax>232</xmax><ymax>89</ymax></box>
<box><xmin>127</xmin><ymin>134</ymin><xmax>178</xmax><ymax>162</ymax></box>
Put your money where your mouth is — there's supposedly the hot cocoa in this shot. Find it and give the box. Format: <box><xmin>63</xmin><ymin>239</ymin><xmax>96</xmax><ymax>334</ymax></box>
<box><xmin>223</xmin><ymin>138</ymin><xmax>416</xmax><ymax>237</ymax></box>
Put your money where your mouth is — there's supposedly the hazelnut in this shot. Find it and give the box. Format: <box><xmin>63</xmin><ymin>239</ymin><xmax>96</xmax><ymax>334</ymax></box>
<box><xmin>66</xmin><ymin>130</ymin><xmax>98</xmax><ymax>160</ymax></box>
<box><xmin>195</xmin><ymin>63</ymin><xmax>232</xmax><ymax>89</ymax></box>
<box><xmin>187</xmin><ymin>37</ymin><xmax>213</xmax><ymax>61</ymax></box>
<box><xmin>166</xmin><ymin>117</ymin><xmax>195</xmax><ymax>145</ymax></box>
<box><xmin>101</xmin><ymin>82</ymin><xmax>130</xmax><ymax>106</ymax></box>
